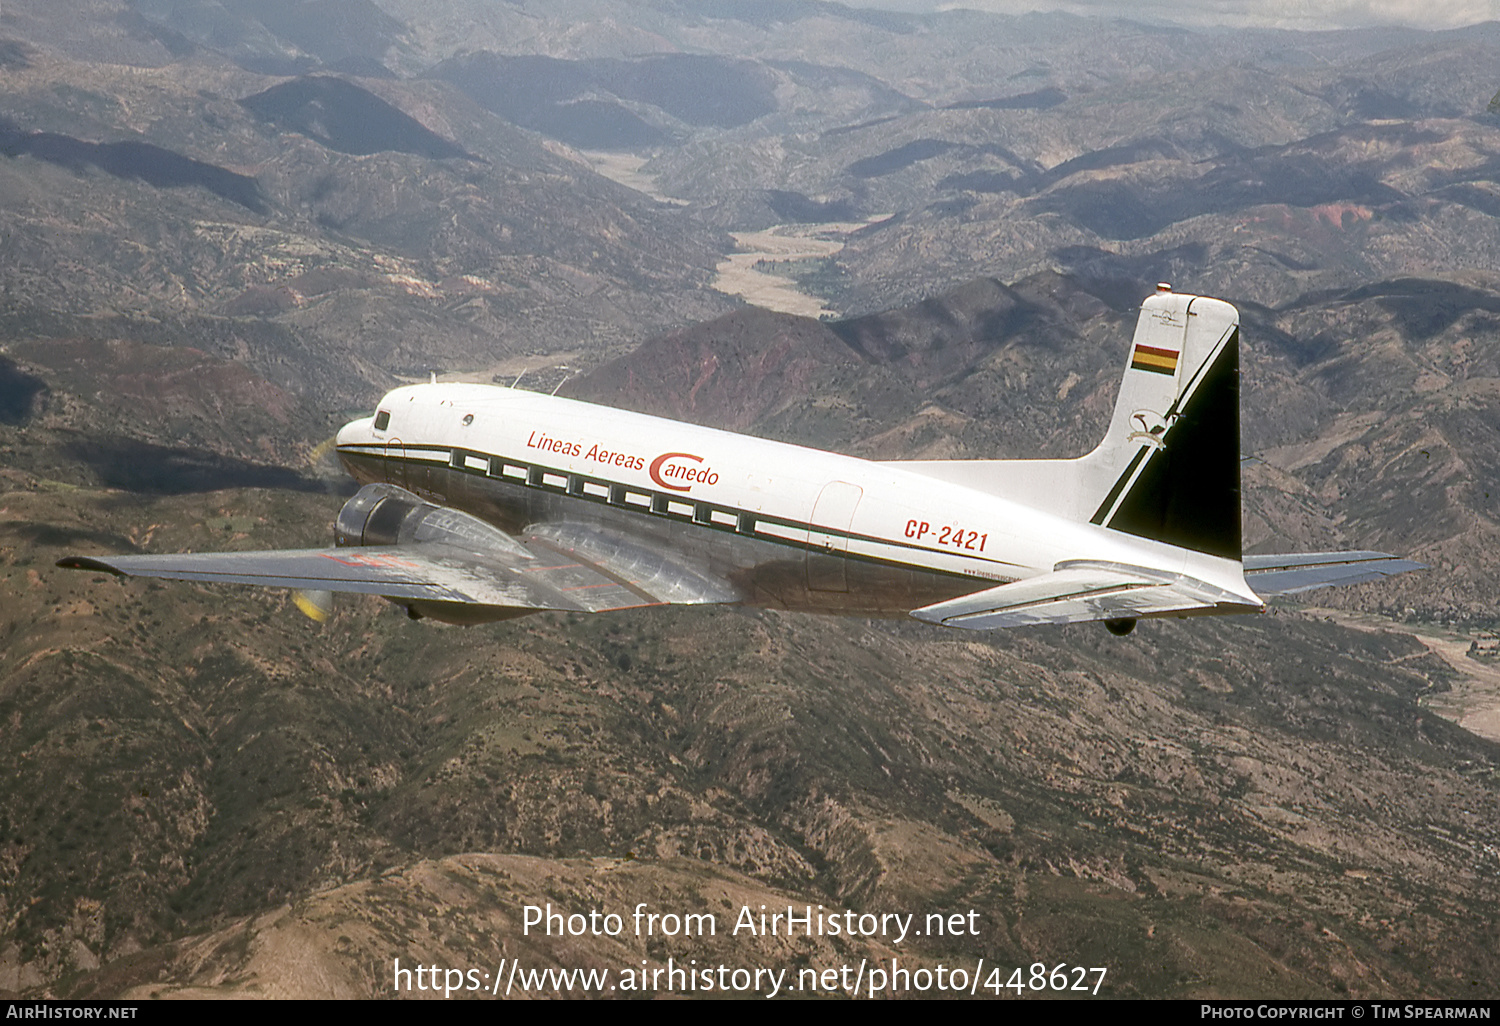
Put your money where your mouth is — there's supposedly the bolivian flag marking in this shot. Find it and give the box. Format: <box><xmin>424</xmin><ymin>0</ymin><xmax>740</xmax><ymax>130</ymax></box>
<box><xmin>1131</xmin><ymin>344</ymin><xmax>1179</xmax><ymax>375</ymax></box>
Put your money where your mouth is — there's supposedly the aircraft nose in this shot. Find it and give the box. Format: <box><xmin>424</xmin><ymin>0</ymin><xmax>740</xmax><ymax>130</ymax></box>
<box><xmin>336</xmin><ymin>417</ymin><xmax>373</xmax><ymax>448</ymax></box>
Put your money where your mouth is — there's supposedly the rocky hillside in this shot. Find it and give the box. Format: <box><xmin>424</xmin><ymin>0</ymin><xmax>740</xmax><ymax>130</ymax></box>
<box><xmin>1</xmin><ymin>0</ymin><xmax>1498</xmax><ymax>1001</ymax></box>
<box><xmin>0</xmin><ymin>33</ymin><xmax>731</xmax><ymax>402</ymax></box>
<box><xmin>3</xmin><ymin>476</ymin><xmax>1495</xmax><ymax>996</ymax></box>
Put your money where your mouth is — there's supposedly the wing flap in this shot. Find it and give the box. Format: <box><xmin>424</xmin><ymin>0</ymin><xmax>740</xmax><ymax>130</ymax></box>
<box><xmin>1243</xmin><ymin>551</ymin><xmax>1425</xmax><ymax>597</ymax></box>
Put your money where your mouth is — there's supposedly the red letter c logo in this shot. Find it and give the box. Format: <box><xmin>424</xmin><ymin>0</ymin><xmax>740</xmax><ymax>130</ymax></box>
<box><xmin>649</xmin><ymin>452</ymin><xmax>701</xmax><ymax>491</ymax></box>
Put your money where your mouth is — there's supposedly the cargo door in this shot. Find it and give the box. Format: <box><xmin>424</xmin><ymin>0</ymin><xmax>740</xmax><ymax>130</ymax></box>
<box><xmin>806</xmin><ymin>481</ymin><xmax>863</xmax><ymax>593</ymax></box>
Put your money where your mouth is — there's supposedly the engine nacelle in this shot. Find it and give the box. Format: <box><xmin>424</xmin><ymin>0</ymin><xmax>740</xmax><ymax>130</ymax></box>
<box><xmin>335</xmin><ymin>483</ymin><xmax>432</xmax><ymax>547</ymax></box>
<box><xmin>336</xmin><ymin>482</ymin><xmax>454</xmax><ymax>547</ymax></box>
<box><xmin>335</xmin><ymin>483</ymin><xmax>526</xmax><ymax>554</ymax></box>
<box><xmin>332</xmin><ymin>484</ymin><xmax>534</xmax><ymax>625</ymax></box>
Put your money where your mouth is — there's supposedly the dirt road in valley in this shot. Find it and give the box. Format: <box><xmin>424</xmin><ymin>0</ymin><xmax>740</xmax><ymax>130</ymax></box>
<box><xmin>1304</xmin><ymin>606</ymin><xmax>1500</xmax><ymax>743</ymax></box>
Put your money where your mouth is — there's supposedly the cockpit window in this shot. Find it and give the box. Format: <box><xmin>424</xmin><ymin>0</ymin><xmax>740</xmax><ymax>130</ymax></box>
<box><xmin>373</xmin><ymin>410</ymin><xmax>391</xmax><ymax>432</ymax></box>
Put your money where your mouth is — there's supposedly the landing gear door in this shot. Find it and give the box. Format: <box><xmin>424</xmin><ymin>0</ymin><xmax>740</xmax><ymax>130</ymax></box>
<box><xmin>807</xmin><ymin>481</ymin><xmax>863</xmax><ymax>593</ymax></box>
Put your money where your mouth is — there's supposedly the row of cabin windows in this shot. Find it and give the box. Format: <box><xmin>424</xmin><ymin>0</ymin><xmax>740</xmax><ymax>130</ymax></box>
<box><xmin>441</xmin><ymin>446</ymin><xmax>760</xmax><ymax>535</ymax></box>
<box><xmin>368</xmin><ymin>410</ymin><xmax>775</xmax><ymax>540</ymax></box>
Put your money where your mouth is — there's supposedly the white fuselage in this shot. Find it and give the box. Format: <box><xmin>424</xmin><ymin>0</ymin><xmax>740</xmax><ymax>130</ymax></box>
<box><xmin>335</xmin><ymin>383</ymin><xmax>1253</xmax><ymax>616</ymax></box>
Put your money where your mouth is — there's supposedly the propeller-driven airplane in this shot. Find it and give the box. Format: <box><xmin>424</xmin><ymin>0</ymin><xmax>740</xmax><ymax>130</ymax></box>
<box><xmin>59</xmin><ymin>287</ymin><xmax>1422</xmax><ymax>635</ymax></box>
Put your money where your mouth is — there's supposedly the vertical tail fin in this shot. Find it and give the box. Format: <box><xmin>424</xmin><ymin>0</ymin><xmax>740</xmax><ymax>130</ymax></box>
<box><xmin>1085</xmin><ymin>292</ymin><xmax>1241</xmax><ymax>558</ymax></box>
<box><xmin>886</xmin><ymin>290</ymin><xmax>1242</xmax><ymax>559</ymax></box>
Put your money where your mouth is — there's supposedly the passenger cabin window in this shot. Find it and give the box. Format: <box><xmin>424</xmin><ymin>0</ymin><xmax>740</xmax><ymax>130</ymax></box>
<box><xmin>373</xmin><ymin>410</ymin><xmax>391</xmax><ymax>432</ymax></box>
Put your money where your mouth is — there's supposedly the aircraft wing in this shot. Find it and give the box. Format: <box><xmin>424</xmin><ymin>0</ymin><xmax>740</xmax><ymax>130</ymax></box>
<box><xmin>1242</xmin><ymin>551</ymin><xmax>1425</xmax><ymax>598</ymax></box>
<box><xmin>58</xmin><ymin>525</ymin><xmax>738</xmax><ymax>615</ymax></box>
<box><xmin>909</xmin><ymin>561</ymin><xmax>1260</xmax><ymax>630</ymax></box>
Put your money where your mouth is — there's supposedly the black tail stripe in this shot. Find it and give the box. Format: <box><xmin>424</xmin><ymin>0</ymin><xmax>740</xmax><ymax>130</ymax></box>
<box><xmin>1091</xmin><ymin>313</ymin><xmax>1236</xmax><ymax>528</ymax></box>
<box><xmin>1090</xmin><ymin>446</ymin><xmax>1150</xmax><ymax>525</ymax></box>
<box><xmin>1106</xmin><ymin>326</ymin><xmax>1241</xmax><ymax>559</ymax></box>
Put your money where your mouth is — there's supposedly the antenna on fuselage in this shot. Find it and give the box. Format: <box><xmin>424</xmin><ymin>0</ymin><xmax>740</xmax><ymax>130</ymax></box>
<box><xmin>551</xmin><ymin>368</ymin><xmax>575</xmax><ymax>396</ymax></box>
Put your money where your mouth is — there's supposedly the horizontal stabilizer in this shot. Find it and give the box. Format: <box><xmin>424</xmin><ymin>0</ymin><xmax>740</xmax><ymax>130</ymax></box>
<box><xmin>910</xmin><ymin>561</ymin><xmax>1260</xmax><ymax>630</ymax></box>
<box><xmin>1242</xmin><ymin>551</ymin><xmax>1425</xmax><ymax>597</ymax></box>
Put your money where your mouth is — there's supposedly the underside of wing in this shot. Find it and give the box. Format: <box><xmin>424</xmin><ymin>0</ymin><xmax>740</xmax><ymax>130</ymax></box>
<box><xmin>59</xmin><ymin>524</ymin><xmax>738</xmax><ymax>618</ymax></box>
<box><xmin>1242</xmin><ymin>551</ymin><xmax>1425</xmax><ymax>597</ymax></box>
<box><xmin>521</xmin><ymin>521</ymin><xmax>739</xmax><ymax>607</ymax></box>
<box><xmin>910</xmin><ymin>561</ymin><xmax>1261</xmax><ymax>630</ymax></box>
